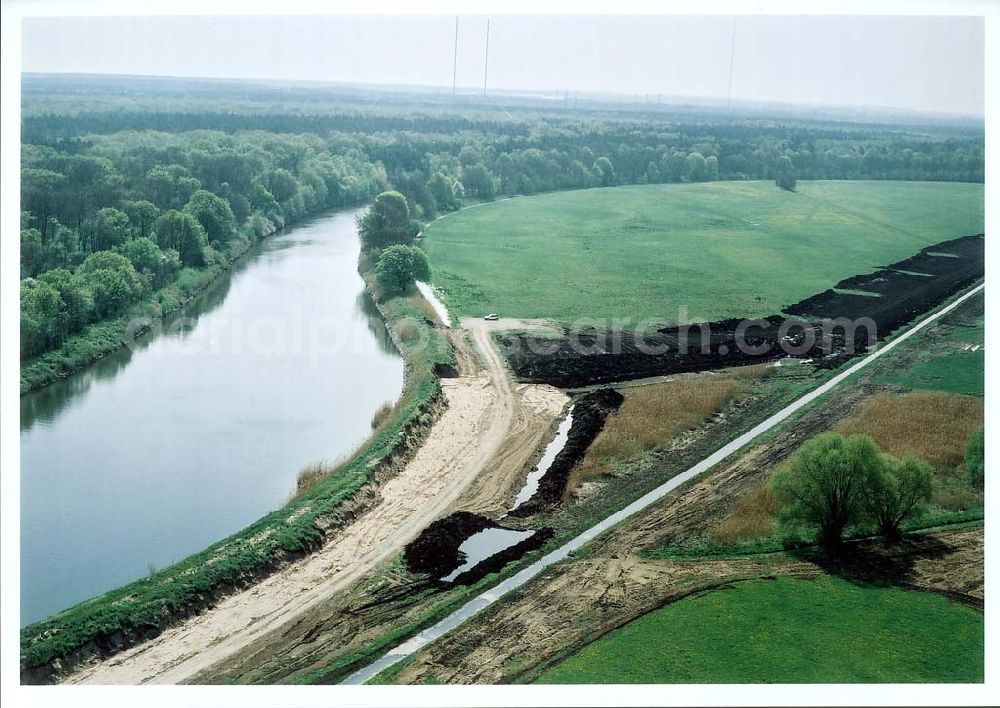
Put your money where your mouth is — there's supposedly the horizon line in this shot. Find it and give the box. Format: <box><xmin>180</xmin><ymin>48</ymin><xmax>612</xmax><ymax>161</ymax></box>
<box><xmin>21</xmin><ymin>70</ymin><xmax>985</xmax><ymax>123</ymax></box>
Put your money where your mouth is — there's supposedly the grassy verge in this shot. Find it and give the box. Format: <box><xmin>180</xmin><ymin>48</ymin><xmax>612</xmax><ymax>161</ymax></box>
<box><xmin>640</xmin><ymin>508</ymin><xmax>984</xmax><ymax>561</ymax></box>
<box><xmin>19</xmin><ymin>268</ymin><xmax>454</xmax><ymax>679</ymax></box>
<box><xmin>534</xmin><ymin>575</ymin><xmax>984</xmax><ymax>683</ymax></box>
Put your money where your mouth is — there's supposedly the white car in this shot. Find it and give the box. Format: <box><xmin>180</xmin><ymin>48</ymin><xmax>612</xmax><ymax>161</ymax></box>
<box><xmin>483</xmin><ymin>313</ymin><xmax>500</xmax><ymax>321</ymax></box>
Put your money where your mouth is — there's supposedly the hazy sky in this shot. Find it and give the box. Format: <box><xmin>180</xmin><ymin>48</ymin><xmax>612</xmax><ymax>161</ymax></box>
<box><xmin>22</xmin><ymin>14</ymin><xmax>985</xmax><ymax>115</ymax></box>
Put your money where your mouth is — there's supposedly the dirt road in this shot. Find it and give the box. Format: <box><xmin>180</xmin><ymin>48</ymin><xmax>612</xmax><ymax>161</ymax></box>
<box><xmin>65</xmin><ymin>318</ymin><xmax>566</xmax><ymax>685</ymax></box>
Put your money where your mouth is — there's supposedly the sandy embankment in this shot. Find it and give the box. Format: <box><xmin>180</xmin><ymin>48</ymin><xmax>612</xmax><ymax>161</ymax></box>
<box><xmin>66</xmin><ymin>319</ymin><xmax>567</xmax><ymax>685</ymax></box>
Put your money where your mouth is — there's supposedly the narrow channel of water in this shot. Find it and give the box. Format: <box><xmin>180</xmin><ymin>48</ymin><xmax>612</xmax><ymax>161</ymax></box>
<box><xmin>415</xmin><ymin>281</ymin><xmax>451</xmax><ymax>327</ymax></box>
<box><xmin>435</xmin><ymin>405</ymin><xmax>574</xmax><ymax>584</ymax></box>
<box><xmin>19</xmin><ymin>209</ymin><xmax>405</xmax><ymax>626</ymax></box>
<box><xmin>510</xmin><ymin>406</ymin><xmax>574</xmax><ymax>511</ymax></box>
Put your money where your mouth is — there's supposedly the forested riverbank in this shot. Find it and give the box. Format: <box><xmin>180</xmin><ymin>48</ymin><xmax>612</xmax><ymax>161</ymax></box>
<box><xmin>20</xmin><ymin>241</ymin><xmax>454</xmax><ymax>680</ymax></box>
<box><xmin>20</xmin><ymin>74</ymin><xmax>984</xmax><ymax>392</ymax></box>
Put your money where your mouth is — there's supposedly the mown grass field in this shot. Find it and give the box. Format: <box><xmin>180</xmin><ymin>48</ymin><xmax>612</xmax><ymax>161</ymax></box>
<box><xmin>423</xmin><ymin>181</ymin><xmax>984</xmax><ymax>324</ymax></box>
<box><xmin>535</xmin><ymin>576</ymin><xmax>984</xmax><ymax>684</ymax></box>
<box><xmin>878</xmin><ymin>314</ymin><xmax>984</xmax><ymax>397</ymax></box>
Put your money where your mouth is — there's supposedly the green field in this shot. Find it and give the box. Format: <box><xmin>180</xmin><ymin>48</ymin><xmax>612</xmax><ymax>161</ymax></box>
<box><xmin>878</xmin><ymin>314</ymin><xmax>984</xmax><ymax>396</ymax></box>
<box><xmin>423</xmin><ymin>181</ymin><xmax>984</xmax><ymax>324</ymax></box>
<box><xmin>880</xmin><ymin>350</ymin><xmax>984</xmax><ymax>397</ymax></box>
<box><xmin>535</xmin><ymin>576</ymin><xmax>984</xmax><ymax>684</ymax></box>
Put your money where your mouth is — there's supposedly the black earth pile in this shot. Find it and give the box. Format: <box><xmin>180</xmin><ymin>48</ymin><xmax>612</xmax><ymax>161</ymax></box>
<box><xmin>502</xmin><ymin>234</ymin><xmax>984</xmax><ymax>388</ymax></box>
<box><xmin>403</xmin><ymin>511</ymin><xmax>493</xmax><ymax>577</ymax></box>
<box><xmin>509</xmin><ymin>388</ymin><xmax>625</xmax><ymax>516</ymax></box>
<box><xmin>501</xmin><ymin>317</ymin><xmax>795</xmax><ymax>387</ymax></box>
<box><xmin>786</xmin><ymin>234</ymin><xmax>984</xmax><ymax>336</ymax></box>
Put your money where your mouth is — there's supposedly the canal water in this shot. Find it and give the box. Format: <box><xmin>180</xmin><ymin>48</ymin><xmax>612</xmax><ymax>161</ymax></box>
<box><xmin>20</xmin><ymin>209</ymin><xmax>405</xmax><ymax>626</ymax></box>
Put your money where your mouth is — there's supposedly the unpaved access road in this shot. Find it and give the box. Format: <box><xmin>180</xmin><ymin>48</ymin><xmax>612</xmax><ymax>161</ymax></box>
<box><xmin>65</xmin><ymin>318</ymin><xmax>566</xmax><ymax>685</ymax></box>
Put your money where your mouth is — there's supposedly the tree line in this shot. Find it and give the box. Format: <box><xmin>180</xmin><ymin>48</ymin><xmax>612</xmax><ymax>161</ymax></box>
<box><xmin>20</xmin><ymin>84</ymin><xmax>984</xmax><ymax>361</ymax></box>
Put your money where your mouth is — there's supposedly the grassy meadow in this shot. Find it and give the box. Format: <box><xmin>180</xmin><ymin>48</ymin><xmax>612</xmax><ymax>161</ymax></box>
<box><xmin>877</xmin><ymin>314</ymin><xmax>984</xmax><ymax>397</ymax></box>
<box><xmin>535</xmin><ymin>576</ymin><xmax>984</xmax><ymax>683</ymax></box>
<box><xmin>423</xmin><ymin>181</ymin><xmax>984</xmax><ymax>324</ymax></box>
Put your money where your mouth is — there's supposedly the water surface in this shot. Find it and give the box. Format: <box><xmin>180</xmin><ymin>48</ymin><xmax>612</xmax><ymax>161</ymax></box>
<box><xmin>510</xmin><ymin>406</ymin><xmax>574</xmax><ymax>511</ymax></box>
<box><xmin>20</xmin><ymin>210</ymin><xmax>404</xmax><ymax>625</ymax></box>
<box><xmin>442</xmin><ymin>528</ymin><xmax>536</xmax><ymax>582</ymax></box>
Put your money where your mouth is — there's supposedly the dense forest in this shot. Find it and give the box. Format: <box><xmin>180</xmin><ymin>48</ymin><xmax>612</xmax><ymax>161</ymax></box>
<box><xmin>20</xmin><ymin>75</ymin><xmax>985</xmax><ymax>365</ymax></box>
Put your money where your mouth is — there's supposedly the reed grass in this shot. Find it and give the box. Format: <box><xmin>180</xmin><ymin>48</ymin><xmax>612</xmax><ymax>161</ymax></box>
<box><xmin>835</xmin><ymin>391</ymin><xmax>983</xmax><ymax>471</ymax></box>
<box><xmin>571</xmin><ymin>376</ymin><xmax>744</xmax><ymax>490</ymax></box>
<box><xmin>371</xmin><ymin>400</ymin><xmax>395</xmax><ymax>429</ymax></box>
<box><xmin>709</xmin><ymin>483</ymin><xmax>780</xmax><ymax>544</ymax></box>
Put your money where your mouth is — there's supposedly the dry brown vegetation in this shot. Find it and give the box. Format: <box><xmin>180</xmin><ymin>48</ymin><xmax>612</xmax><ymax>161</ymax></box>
<box><xmin>709</xmin><ymin>483</ymin><xmax>780</xmax><ymax>544</ymax></box>
<box><xmin>292</xmin><ymin>447</ymin><xmax>360</xmax><ymax>500</ymax></box>
<box><xmin>393</xmin><ymin>318</ymin><xmax>419</xmax><ymax>343</ymax></box>
<box><xmin>835</xmin><ymin>391</ymin><xmax>983</xmax><ymax>471</ymax></box>
<box><xmin>371</xmin><ymin>401</ymin><xmax>395</xmax><ymax>430</ymax></box>
<box><xmin>294</xmin><ymin>460</ymin><xmax>337</xmax><ymax>499</ymax></box>
<box><xmin>409</xmin><ymin>294</ymin><xmax>442</xmax><ymax>324</ymax></box>
<box><xmin>570</xmin><ymin>375</ymin><xmax>745</xmax><ymax>490</ymax></box>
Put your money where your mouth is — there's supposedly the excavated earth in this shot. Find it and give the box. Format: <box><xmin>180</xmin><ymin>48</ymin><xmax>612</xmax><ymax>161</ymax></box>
<box><xmin>502</xmin><ymin>234</ymin><xmax>984</xmax><ymax>387</ymax></box>
<box><xmin>508</xmin><ymin>388</ymin><xmax>624</xmax><ymax>516</ymax></box>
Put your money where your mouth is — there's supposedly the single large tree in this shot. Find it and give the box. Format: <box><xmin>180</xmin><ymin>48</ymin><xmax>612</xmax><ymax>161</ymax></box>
<box><xmin>775</xmin><ymin>155</ymin><xmax>797</xmax><ymax>191</ymax></box>
<box><xmin>78</xmin><ymin>251</ymin><xmax>144</xmax><ymax>318</ymax></box>
<box><xmin>374</xmin><ymin>244</ymin><xmax>430</xmax><ymax>294</ymax></box>
<box><xmin>90</xmin><ymin>207</ymin><xmax>131</xmax><ymax>253</ymax></box>
<box><xmin>687</xmin><ymin>152</ymin><xmax>708</xmax><ymax>182</ymax></box>
<box><xmin>593</xmin><ymin>157</ymin><xmax>615</xmax><ymax>187</ymax></box>
<box><xmin>184</xmin><ymin>190</ymin><xmax>237</xmax><ymax>246</ymax></box>
<box><xmin>427</xmin><ymin>172</ymin><xmax>460</xmax><ymax>212</ymax></box>
<box><xmin>865</xmin><ymin>456</ymin><xmax>932</xmax><ymax>541</ymax></box>
<box><xmin>37</xmin><ymin>268</ymin><xmax>93</xmax><ymax>334</ymax></box>
<box><xmin>461</xmin><ymin>164</ymin><xmax>496</xmax><ymax>199</ymax></box>
<box><xmin>771</xmin><ymin>432</ymin><xmax>884</xmax><ymax>547</ymax></box>
<box><xmin>153</xmin><ymin>210</ymin><xmax>209</xmax><ymax>267</ymax></box>
<box><xmin>359</xmin><ymin>191</ymin><xmax>412</xmax><ymax>250</ymax></box>
<box><xmin>123</xmin><ymin>200</ymin><xmax>161</xmax><ymax>239</ymax></box>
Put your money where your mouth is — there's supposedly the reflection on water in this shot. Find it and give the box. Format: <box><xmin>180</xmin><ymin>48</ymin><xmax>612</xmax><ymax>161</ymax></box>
<box><xmin>357</xmin><ymin>290</ymin><xmax>399</xmax><ymax>357</ymax></box>
<box><xmin>20</xmin><ymin>209</ymin><xmax>405</xmax><ymax>626</ymax></box>
<box><xmin>20</xmin><ymin>268</ymin><xmax>237</xmax><ymax>433</ymax></box>
<box><xmin>510</xmin><ymin>406</ymin><xmax>574</xmax><ymax>511</ymax></box>
<box><xmin>442</xmin><ymin>528</ymin><xmax>536</xmax><ymax>582</ymax></box>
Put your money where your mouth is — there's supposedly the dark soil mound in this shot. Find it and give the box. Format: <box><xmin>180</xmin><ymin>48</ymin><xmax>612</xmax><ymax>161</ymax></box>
<box><xmin>509</xmin><ymin>388</ymin><xmax>624</xmax><ymax>516</ymax></box>
<box><xmin>502</xmin><ymin>234</ymin><xmax>983</xmax><ymax>388</ymax></box>
<box><xmin>403</xmin><ymin>511</ymin><xmax>493</xmax><ymax>577</ymax></box>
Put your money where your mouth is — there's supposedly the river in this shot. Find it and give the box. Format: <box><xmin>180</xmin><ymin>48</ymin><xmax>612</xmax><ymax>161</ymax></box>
<box><xmin>19</xmin><ymin>209</ymin><xmax>405</xmax><ymax>627</ymax></box>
